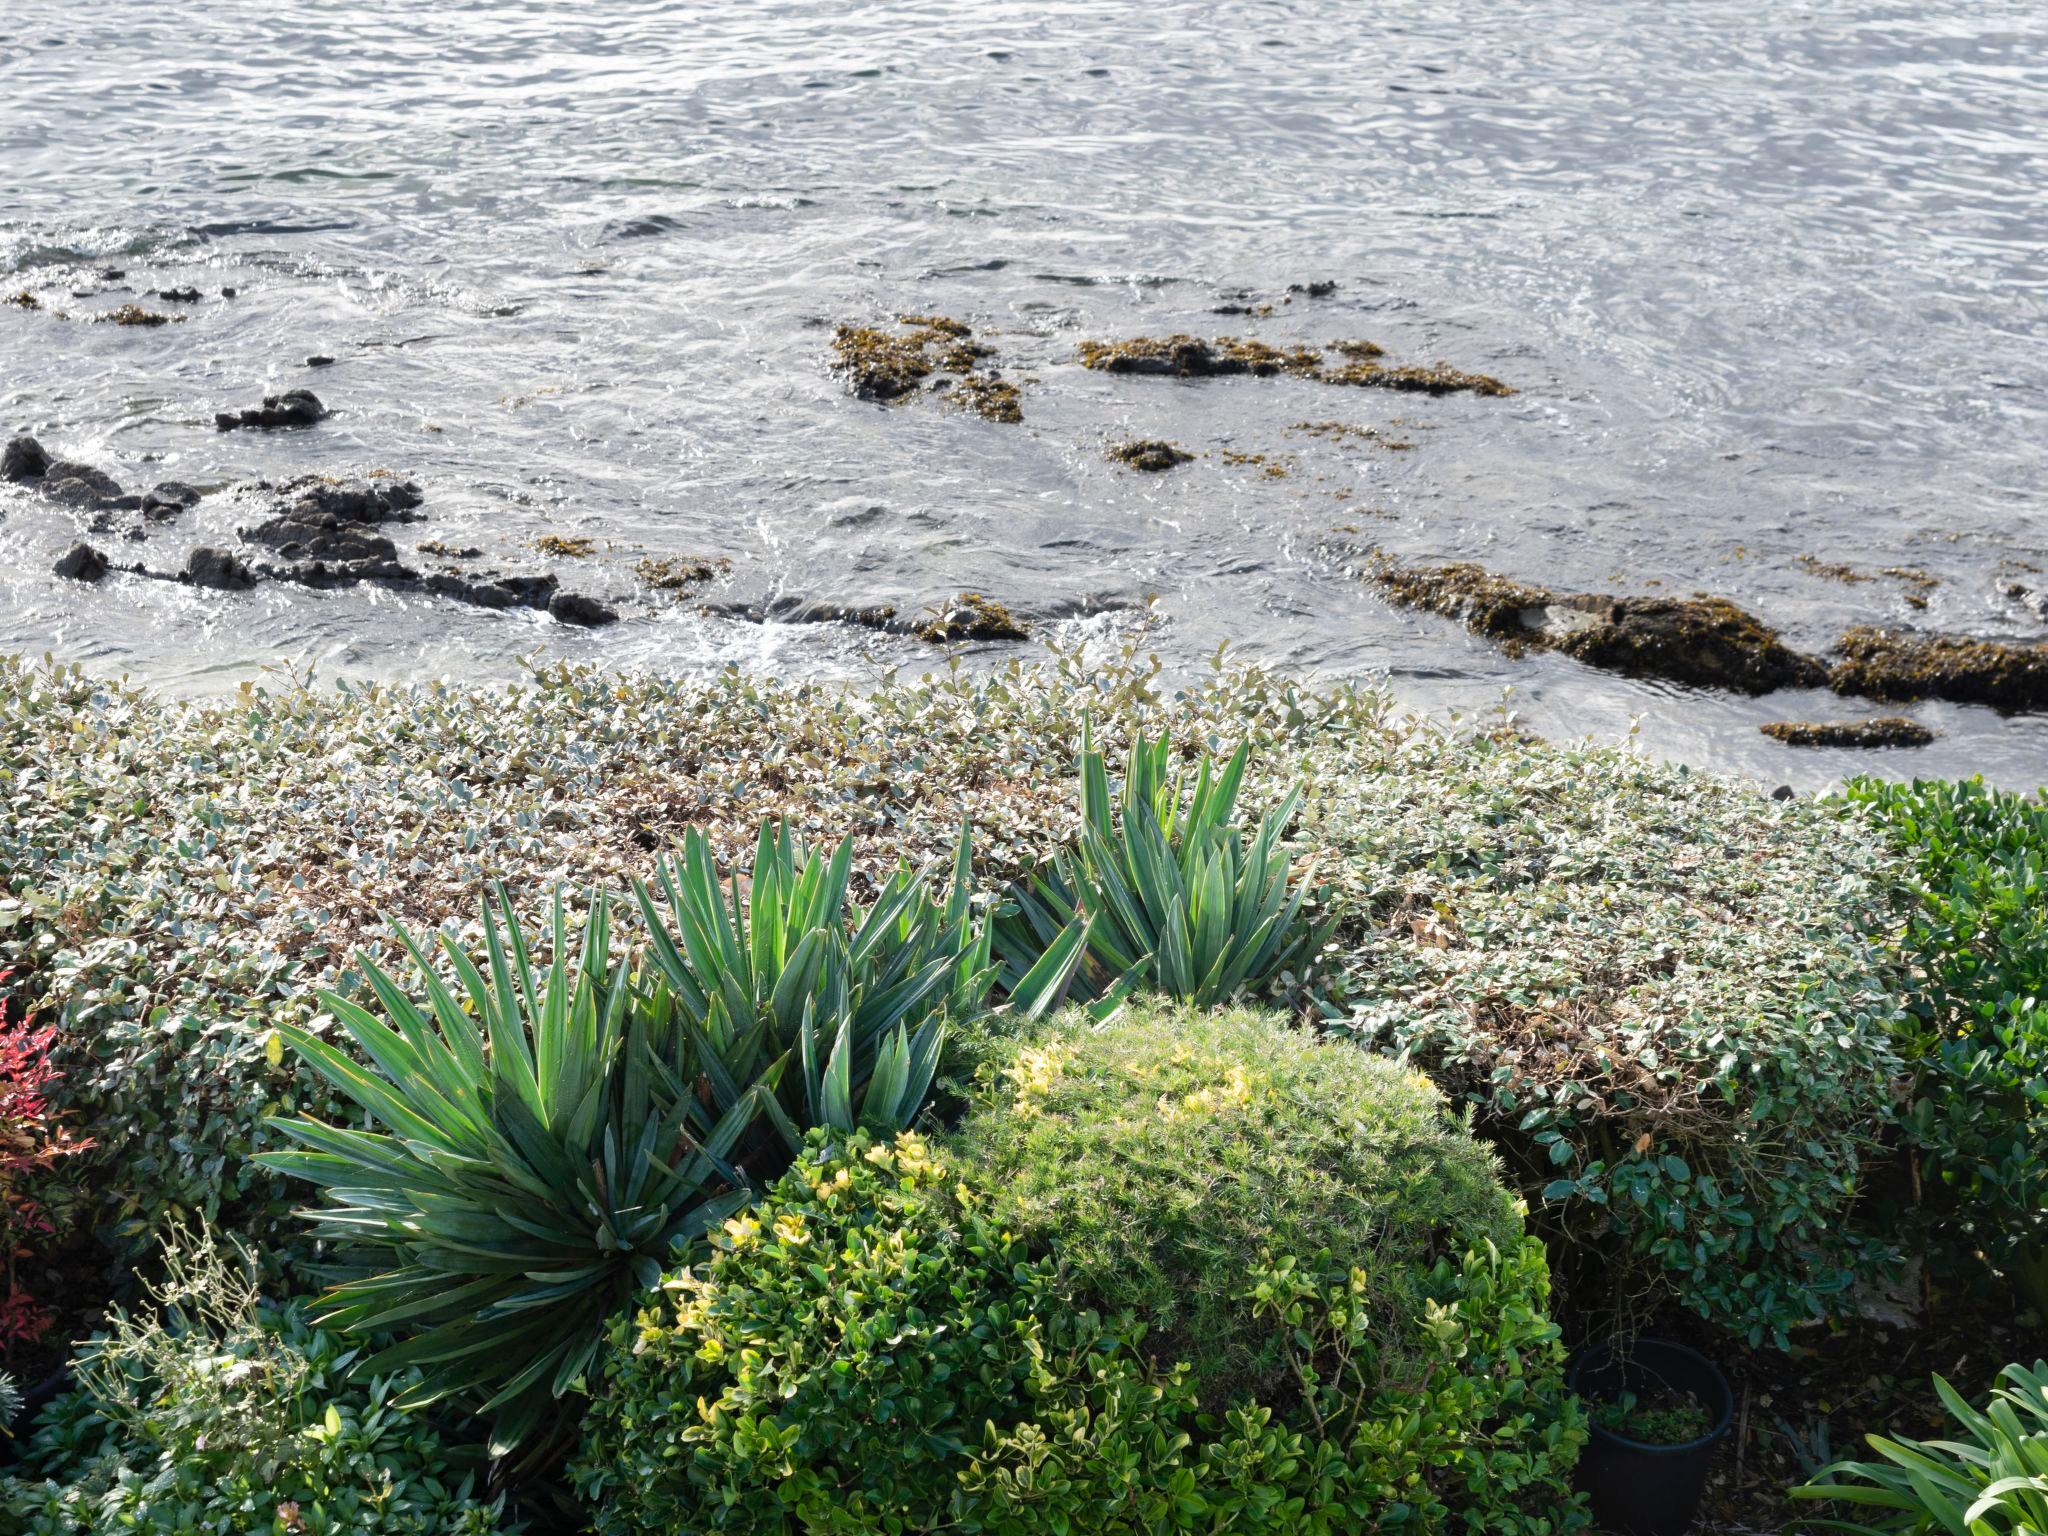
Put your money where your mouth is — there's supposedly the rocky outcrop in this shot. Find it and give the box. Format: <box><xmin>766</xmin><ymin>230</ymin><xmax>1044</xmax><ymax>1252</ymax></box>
<box><xmin>183</xmin><ymin>547</ymin><xmax>257</xmax><ymax>591</ymax></box>
<box><xmin>2</xmin><ymin>434</ymin><xmax>50</xmax><ymax>482</ymax></box>
<box><xmin>1829</xmin><ymin>627</ymin><xmax>2048</xmax><ymax>715</ymax></box>
<box><xmin>1108</xmin><ymin>439</ymin><xmax>1193</xmax><ymax>472</ymax></box>
<box><xmin>1363</xmin><ymin>554</ymin><xmax>1824</xmax><ymax>695</ymax></box>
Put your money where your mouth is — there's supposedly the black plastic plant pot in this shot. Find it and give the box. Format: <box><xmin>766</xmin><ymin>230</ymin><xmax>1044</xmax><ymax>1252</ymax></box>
<box><xmin>1567</xmin><ymin>1338</ymin><xmax>1732</xmax><ymax>1536</ymax></box>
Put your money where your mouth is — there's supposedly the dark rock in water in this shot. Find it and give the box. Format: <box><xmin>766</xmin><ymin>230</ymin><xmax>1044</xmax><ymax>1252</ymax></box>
<box><xmin>304</xmin><ymin>354</ymin><xmax>336</xmax><ymax>368</ymax></box>
<box><xmin>39</xmin><ymin>460</ymin><xmax>130</xmax><ymax>508</ymax></box>
<box><xmin>1361</xmin><ymin>552</ymin><xmax>1826</xmax><ymax>695</ymax></box>
<box><xmin>1770</xmin><ymin>784</ymin><xmax>1797</xmax><ymax>802</ymax></box>
<box><xmin>1760</xmin><ymin>716</ymin><xmax>1937</xmax><ymax>749</ymax></box>
<box><xmin>215</xmin><ymin>389</ymin><xmax>327</xmax><ymax>431</ymax></box>
<box><xmin>53</xmin><ymin>543</ymin><xmax>110</xmax><ymax>582</ymax></box>
<box><xmin>548</xmin><ymin>591</ymin><xmax>618</xmax><ymax>628</ymax></box>
<box><xmin>142</xmin><ymin>482</ymin><xmax>201</xmax><ymax>519</ymax></box>
<box><xmin>1108</xmin><ymin>439</ymin><xmax>1193</xmax><ymax>472</ymax></box>
<box><xmin>154</xmin><ymin>286</ymin><xmax>202</xmax><ymax>303</ymax></box>
<box><xmin>220</xmin><ymin>286</ymin><xmax>237</xmax><ymax>298</ymax></box>
<box><xmin>1829</xmin><ymin>626</ymin><xmax>2048</xmax><ymax>714</ymax></box>
<box><xmin>1288</xmin><ymin>280</ymin><xmax>1339</xmax><ymax>298</ymax></box>
<box><xmin>704</xmin><ymin>595</ymin><xmax>906</xmax><ymax>632</ymax></box>
<box><xmin>426</xmin><ymin>571</ymin><xmax>558</xmax><ymax>611</ymax></box>
<box><xmin>182</xmin><ymin>547</ymin><xmax>258</xmax><ymax>591</ymax></box>
<box><xmin>240</xmin><ymin>475</ymin><xmax>425</xmax><ymax>583</ymax></box>
<box><xmin>1</xmin><ymin>435</ymin><xmax>49</xmax><ymax>482</ymax></box>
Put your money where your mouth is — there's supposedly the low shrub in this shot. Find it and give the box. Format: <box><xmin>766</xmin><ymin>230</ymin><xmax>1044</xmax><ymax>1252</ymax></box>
<box><xmin>1791</xmin><ymin>1357</ymin><xmax>2048</xmax><ymax>1532</ymax></box>
<box><xmin>1843</xmin><ymin>776</ymin><xmax>2048</xmax><ymax>1303</ymax></box>
<box><xmin>0</xmin><ymin>1223</ymin><xmax>508</xmax><ymax>1535</ymax></box>
<box><xmin>993</xmin><ymin>730</ymin><xmax>1329</xmax><ymax>1008</ymax></box>
<box><xmin>1309</xmin><ymin>729</ymin><xmax>1903</xmax><ymax>1346</ymax></box>
<box><xmin>0</xmin><ymin>647</ymin><xmax>1361</xmax><ymax>1275</ymax></box>
<box><xmin>577</xmin><ymin>1121</ymin><xmax>1585</xmax><ymax>1536</ymax></box>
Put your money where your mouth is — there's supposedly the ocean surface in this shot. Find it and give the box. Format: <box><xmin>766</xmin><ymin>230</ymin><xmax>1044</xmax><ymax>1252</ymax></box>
<box><xmin>3</xmin><ymin>1</ymin><xmax>2044</xmax><ymax>786</ymax></box>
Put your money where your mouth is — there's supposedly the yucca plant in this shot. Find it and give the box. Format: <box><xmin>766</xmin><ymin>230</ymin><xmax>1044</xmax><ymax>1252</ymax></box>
<box><xmin>993</xmin><ymin>728</ymin><xmax>1329</xmax><ymax>1007</ymax></box>
<box><xmin>1791</xmin><ymin>1359</ymin><xmax>2048</xmax><ymax>1533</ymax></box>
<box><xmin>258</xmin><ymin>888</ymin><xmax>767</xmax><ymax>1456</ymax></box>
<box><xmin>632</xmin><ymin>820</ymin><xmax>1086</xmax><ymax>1155</ymax></box>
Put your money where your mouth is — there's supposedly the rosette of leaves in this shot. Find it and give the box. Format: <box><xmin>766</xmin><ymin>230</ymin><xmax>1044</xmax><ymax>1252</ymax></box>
<box><xmin>1792</xmin><ymin>1358</ymin><xmax>2048</xmax><ymax>1532</ymax></box>
<box><xmin>632</xmin><ymin>821</ymin><xmax>1086</xmax><ymax>1154</ymax></box>
<box><xmin>258</xmin><ymin>888</ymin><xmax>767</xmax><ymax>1455</ymax></box>
<box><xmin>993</xmin><ymin>729</ymin><xmax>1329</xmax><ymax>1006</ymax></box>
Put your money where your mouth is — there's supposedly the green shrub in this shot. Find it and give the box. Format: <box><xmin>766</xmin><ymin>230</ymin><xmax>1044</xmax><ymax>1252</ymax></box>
<box><xmin>0</xmin><ymin>1223</ymin><xmax>507</xmax><ymax>1535</ymax></box>
<box><xmin>260</xmin><ymin>889</ymin><xmax>768</xmax><ymax>1452</ymax></box>
<box><xmin>577</xmin><ymin>1123</ymin><xmax>1586</xmax><ymax>1536</ymax></box>
<box><xmin>992</xmin><ymin>731</ymin><xmax>1330</xmax><ymax>1008</ymax></box>
<box><xmin>1843</xmin><ymin>776</ymin><xmax>2048</xmax><ymax>1300</ymax></box>
<box><xmin>1791</xmin><ymin>1357</ymin><xmax>2048</xmax><ymax>1532</ymax></box>
<box><xmin>1310</xmin><ymin>730</ymin><xmax>1902</xmax><ymax>1346</ymax></box>
<box><xmin>948</xmin><ymin>1001</ymin><xmax>1524</xmax><ymax>1401</ymax></box>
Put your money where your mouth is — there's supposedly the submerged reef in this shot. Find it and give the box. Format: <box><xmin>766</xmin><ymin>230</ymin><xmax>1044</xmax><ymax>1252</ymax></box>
<box><xmin>830</xmin><ymin>314</ymin><xmax>1024</xmax><ymax>423</ymax></box>
<box><xmin>1760</xmin><ymin>717</ymin><xmax>1937</xmax><ymax>749</ymax></box>
<box><xmin>1077</xmin><ymin>334</ymin><xmax>1512</xmax><ymax>396</ymax></box>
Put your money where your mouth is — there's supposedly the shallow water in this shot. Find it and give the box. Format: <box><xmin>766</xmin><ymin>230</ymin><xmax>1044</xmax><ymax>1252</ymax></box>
<box><xmin>3</xmin><ymin>1</ymin><xmax>2044</xmax><ymax>786</ymax></box>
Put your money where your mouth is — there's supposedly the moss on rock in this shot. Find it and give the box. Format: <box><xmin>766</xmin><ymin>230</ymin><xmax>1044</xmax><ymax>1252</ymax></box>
<box><xmin>1077</xmin><ymin>334</ymin><xmax>1511</xmax><ymax>395</ymax></box>
<box><xmin>831</xmin><ymin>314</ymin><xmax>1022</xmax><ymax>422</ymax></box>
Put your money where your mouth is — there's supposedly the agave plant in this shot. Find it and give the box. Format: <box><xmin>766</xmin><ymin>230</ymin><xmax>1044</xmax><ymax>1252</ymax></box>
<box><xmin>258</xmin><ymin>888</ymin><xmax>766</xmax><ymax>1455</ymax></box>
<box><xmin>993</xmin><ymin>728</ymin><xmax>1329</xmax><ymax>1007</ymax></box>
<box><xmin>632</xmin><ymin>820</ymin><xmax>1086</xmax><ymax>1154</ymax></box>
<box><xmin>1791</xmin><ymin>1359</ymin><xmax>2048</xmax><ymax>1533</ymax></box>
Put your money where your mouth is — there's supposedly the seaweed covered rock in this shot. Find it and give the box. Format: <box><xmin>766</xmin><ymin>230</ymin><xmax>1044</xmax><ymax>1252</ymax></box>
<box><xmin>1078</xmin><ymin>333</ymin><xmax>1321</xmax><ymax>378</ymax></box>
<box><xmin>1760</xmin><ymin>716</ymin><xmax>1936</xmax><ymax>748</ymax></box>
<box><xmin>830</xmin><ymin>313</ymin><xmax>1023</xmax><ymax>422</ymax></box>
<box><xmin>1108</xmin><ymin>438</ymin><xmax>1193</xmax><ymax>471</ymax></box>
<box><xmin>1365</xmin><ymin>554</ymin><xmax>1826</xmax><ymax>694</ymax></box>
<box><xmin>214</xmin><ymin>389</ymin><xmax>327</xmax><ymax>432</ymax></box>
<box><xmin>1077</xmin><ymin>335</ymin><xmax>1513</xmax><ymax>395</ymax></box>
<box><xmin>914</xmin><ymin>591</ymin><xmax>1028</xmax><ymax>643</ymax></box>
<box><xmin>1829</xmin><ymin>626</ymin><xmax>2048</xmax><ymax>714</ymax></box>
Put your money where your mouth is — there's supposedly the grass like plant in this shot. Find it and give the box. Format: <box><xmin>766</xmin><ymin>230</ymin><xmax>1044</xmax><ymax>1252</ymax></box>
<box><xmin>993</xmin><ymin>728</ymin><xmax>1328</xmax><ymax>1007</ymax></box>
<box><xmin>1792</xmin><ymin>1360</ymin><xmax>2048</xmax><ymax>1533</ymax></box>
<box><xmin>260</xmin><ymin>889</ymin><xmax>765</xmax><ymax>1455</ymax></box>
<box><xmin>633</xmin><ymin>821</ymin><xmax>1085</xmax><ymax>1153</ymax></box>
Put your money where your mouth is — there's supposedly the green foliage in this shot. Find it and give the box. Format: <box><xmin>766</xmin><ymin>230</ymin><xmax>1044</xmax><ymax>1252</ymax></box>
<box><xmin>945</xmin><ymin>1000</ymin><xmax>1523</xmax><ymax>1406</ymax></box>
<box><xmin>1313</xmin><ymin>730</ymin><xmax>1903</xmax><ymax>1347</ymax></box>
<box><xmin>0</xmin><ymin>1223</ymin><xmax>507</xmax><ymax>1534</ymax></box>
<box><xmin>1844</xmin><ymin>776</ymin><xmax>2048</xmax><ymax>1294</ymax></box>
<box><xmin>1590</xmin><ymin>1390</ymin><xmax>1713</xmax><ymax>1447</ymax></box>
<box><xmin>576</xmin><ymin>1130</ymin><xmax>1586</xmax><ymax>1536</ymax></box>
<box><xmin>258</xmin><ymin>889</ymin><xmax>766</xmax><ymax>1453</ymax></box>
<box><xmin>634</xmin><ymin>822</ymin><xmax>1071</xmax><ymax>1155</ymax></box>
<box><xmin>1791</xmin><ymin>1359</ymin><xmax>2048</xmax><ymax>1533</ymax></box>
<box><xmin>993</xmin><ymin>730</ymin><xmax>1329</xmax><ymax>1008</ymax></box>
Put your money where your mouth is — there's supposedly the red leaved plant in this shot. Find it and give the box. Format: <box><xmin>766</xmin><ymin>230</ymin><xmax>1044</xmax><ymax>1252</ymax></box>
<box><xmin>0</xmin><ymin>969</ymin><xmax>92</xmax><ymax>1358</ymax></box>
